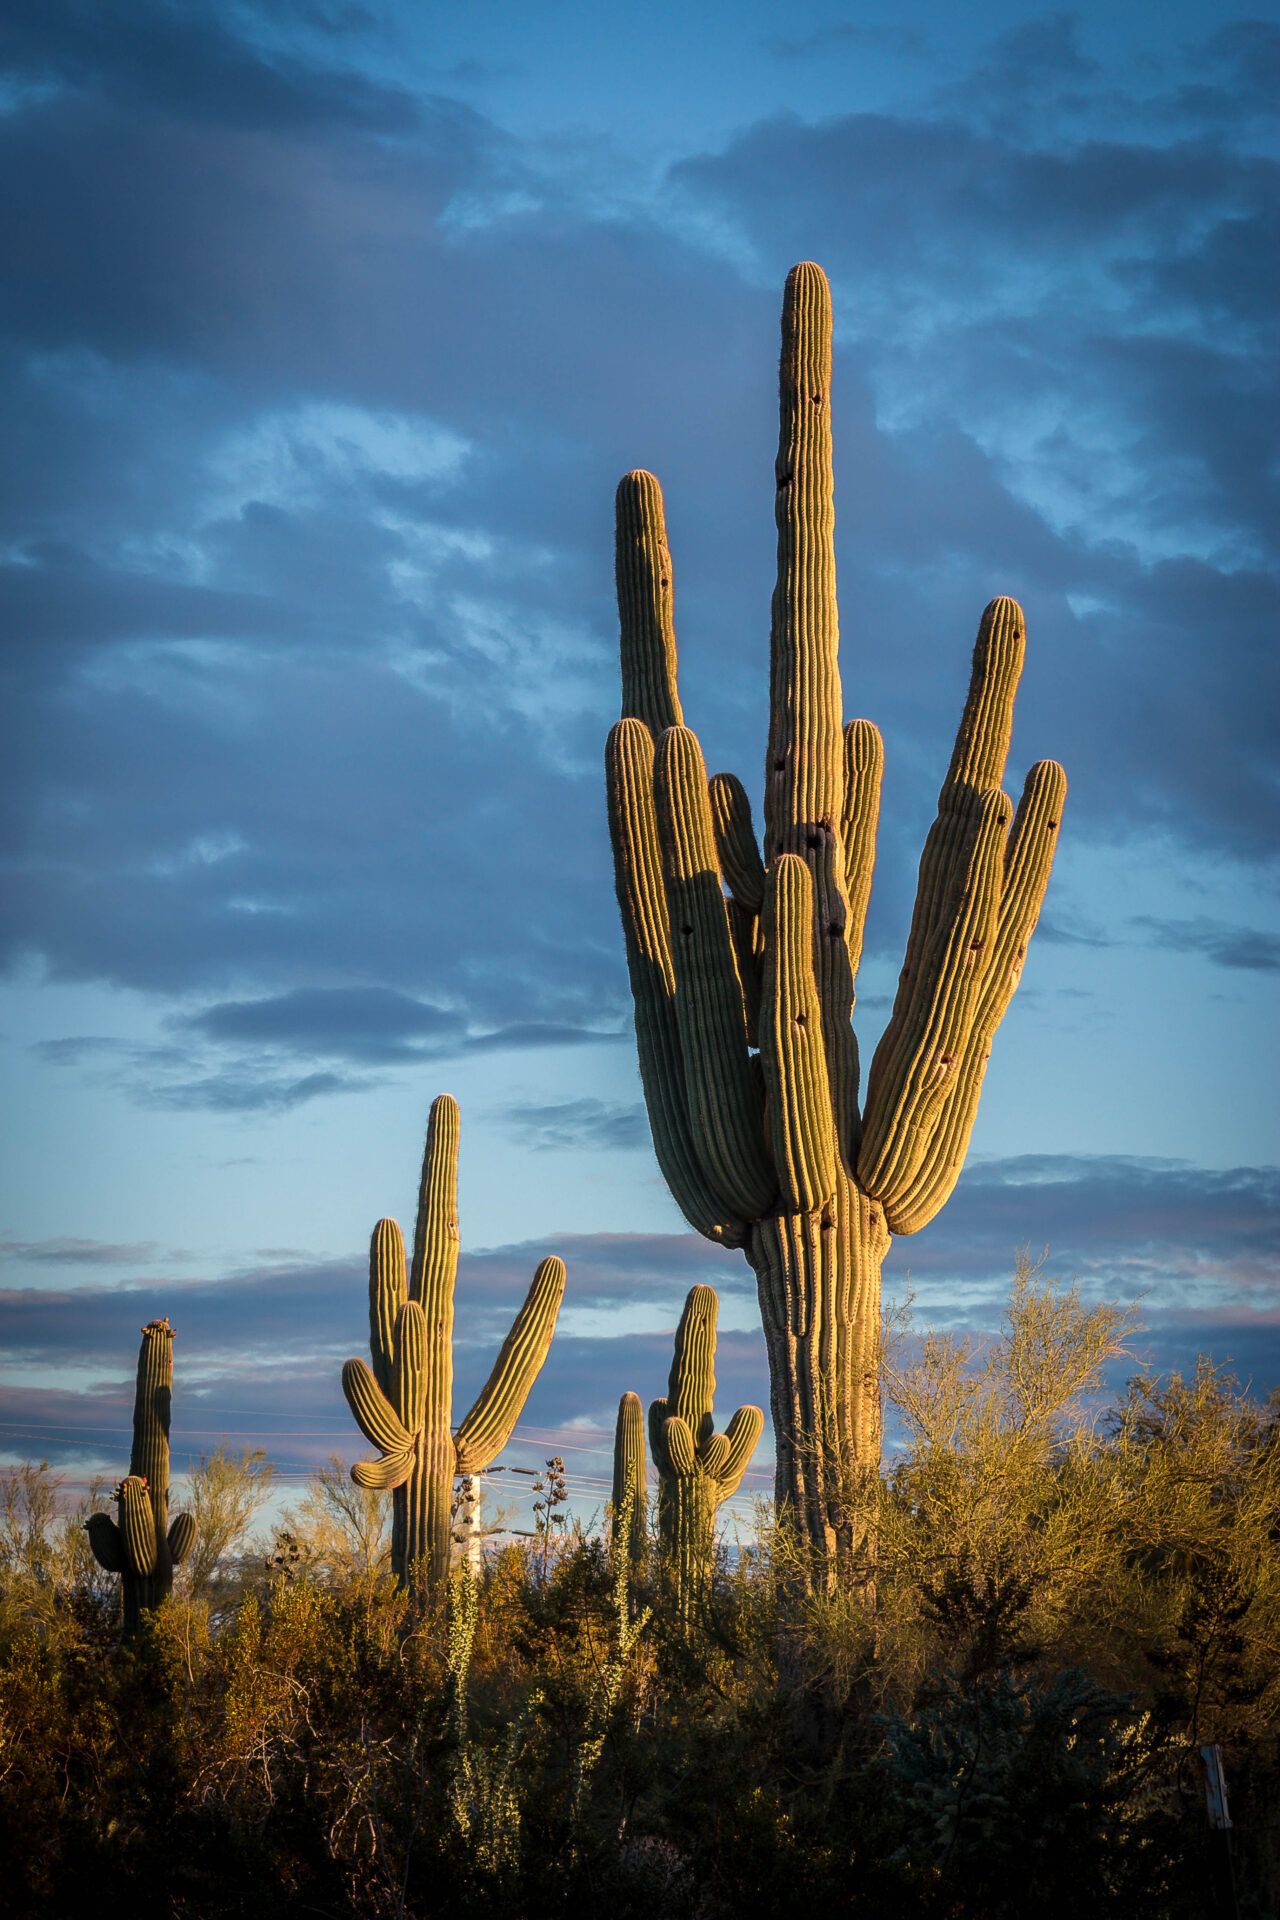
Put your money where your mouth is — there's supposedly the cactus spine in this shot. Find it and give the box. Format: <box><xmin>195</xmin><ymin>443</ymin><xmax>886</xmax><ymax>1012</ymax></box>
<box><xmin>86</xmin><ymin>1318</ymin><xmax>196</xmax><ymax>1635</ymax></box>
<box><xmin>606</xmin><ymin>263</ymin><xmax>1065</xmax><ymax>1584</ymax></box>
<box><xmin>649</xmin><ymin>1286</ymin><xmax>763</xmax><ymax>1616</ymax></box>
<box><xmin>343</xmin><ymin>1093</ymin><xmax>566</xmax><ymax>1593</ymax></box>
<box><xmin>611</xmin><ymin>1390</ymin><xmax>648</xmax><ymax>1566</ymax></box>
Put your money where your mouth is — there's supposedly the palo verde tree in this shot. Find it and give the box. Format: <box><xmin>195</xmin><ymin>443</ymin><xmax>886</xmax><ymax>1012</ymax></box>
<box><xmin>605</xmin><ymin>263</ymin><xmax>1065</xmax><ymax>1585</ymax></box>
<box><xmin>342</xmin><ymin>1093</ymin><xmax>566</xmax><ymax>1593</ymax></box>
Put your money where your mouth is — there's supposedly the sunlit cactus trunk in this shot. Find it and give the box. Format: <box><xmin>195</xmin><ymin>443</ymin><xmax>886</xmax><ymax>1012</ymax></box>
<box><xmin>749</xmin><ymin>1175</ymin><xmax>888</xmax><ymax>1563</ymax></box>
<box><xmin>610</xmin><ymin>1391</ymin><xmax>648</xmax><ymax>1566</ymax></box>
<box><xmin>85</xmin><ymin>1318</ymin><xmax>197</xmax><ymax>1636</ymax></box>
<box><xmin>606</xmin><ymin>264</ymin><xmax>1065</xmax><ymax>1586</ymax></box>
<box><xmin>343</xmin><ymin>1094</ymin><xmax>566</xmax><ymax>1595</ymax></box>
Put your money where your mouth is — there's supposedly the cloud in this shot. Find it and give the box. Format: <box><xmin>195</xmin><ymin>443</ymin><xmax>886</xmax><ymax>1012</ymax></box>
<box><xmin>884</xmin><ymin>1156</ymin><xmax>1279</xmax><ymax>1303</ymax></box>
<box><xmin>0</xmin><ymin>4</ymin><xmax>1273</xmax><ymax>1105</ymax></box>
<box><xmin>1</xmin><ymin>1157</ymin><xmax>1273</xmax><ymax>1474</ymax></box>
<box><xmin>29</xmin><ymin>992</ymin><xmax>628</xmax><ymax>1110</ymax></box>
<box><xmin>0</xmin><ymin>1236</ymin><xmax>158</xmax><ymax>1266</ymax></box>
<box><xmin>1133</xmin><ymin>916</ymin><xmax>1280</xmax><ymax>972</ymax></box>
<box><xmin>188</xmin><ymin>987</ymin><xmax>467</xmax><ymax>1060</ymax></box>
<box><xmin>499</xmin><ymin>1099</ymin><xmax>650</xmax><ymax>1151</ymax></box>
<box><xmin>0</xmin><ymin>0</ymin><xmax>423</xmax><ymax>135</ymax></box>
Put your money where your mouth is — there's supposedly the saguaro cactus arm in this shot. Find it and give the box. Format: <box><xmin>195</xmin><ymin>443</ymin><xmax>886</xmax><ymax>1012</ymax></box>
<box><xmin>86</xmin><ymin>1510</ymin><xmax>124</xmax><ymax>1573</ymax></box>
<box><xmin>653</xmin><ymin>728</ymin><xmax>776</xmax><ymax>1220</ymax></box>
<box><xmin>168</xmin><ymin>1511</ymin><xmax>197</xmax><ymax>1563</ymax></box>
<box><xmin>888</xmin><ymin>756</ymin><xmax>1066</xmax><ymax>1234</ymax></box>
<box><xmin>716</xmin><ymin>1404</ymin><xmax>765</xmax><ymax>1499</ymax></box>
<box><xmin>343</xmin><ymin>1346</ymin><xmax>415</xmax><ymax>1461</ymax></box>
<box><xmin>617</xmin><ymin>468</ymin><xmax>683</xmax><ymax>734</ymax></box>
<box><xmin>606</xmin><ymin>719</ymin><xmax>746</xmax><ymax>1247</ymax></box>
<box><xmin>453</xmin><ymin>1256</ymin><xmax>566</xmax><ymax>1472</ymax></box>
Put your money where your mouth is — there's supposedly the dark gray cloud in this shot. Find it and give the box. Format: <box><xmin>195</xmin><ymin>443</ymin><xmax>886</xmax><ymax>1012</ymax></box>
<box><xmin>1133</xmin><ymin>916</ymin><xmax>1280</xmax><ymax>972</ymax></box>
<box><xmin>0</xmin><ymin>3</ymin><xmax>1273</xmax><ymax>1096</ymax></box>
<box><xmin>0</xmin><ymin>0</ymin><xmax>423</xmax><ymax>134</ymax></box>
<box><xmin>2</xmin><ymin>1156</ymin><xmax>1273</xmax><ymax>1475</ymax></box>
<box><xmin>499</xmin><ymin>1099</ymin><xmax>650</xmax><ymax>1152</ymax></box>
<box><xmin>29</xmin><ymin>993</ymin><xmax>626</xmax><ymax>1111</ymax></box>
<box><xmin>0</xmin><ymin>1236</ymin><xmax>159</xmax><ymax>1266</ymax></box>
<box><xmin>882</xmin><ymin>1155</ymin><xmax>1278</xmax><ymax>1297</ymax></box>
<box><xmin>185</xmin><ymin>988</ymin><xmax>622</xmax><ymax>1067</ymax></box>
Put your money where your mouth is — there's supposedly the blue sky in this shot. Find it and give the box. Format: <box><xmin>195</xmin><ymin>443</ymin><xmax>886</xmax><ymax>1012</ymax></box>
<box><xmin>0</xmin><ymin>1</ymin><xmax>1275</xmax><ymax>1520</ymax></box>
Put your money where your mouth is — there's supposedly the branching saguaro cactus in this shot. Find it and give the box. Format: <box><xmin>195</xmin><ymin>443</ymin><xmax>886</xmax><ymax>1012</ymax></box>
<box><xmin>606</xmin><ymin>262</ymin><xmax>1066</xmax><ymax>1585</ymax></box>
<box><xmin>343</xmin><ymin>1093</ymin><xmax>566</xmax><ymax>1594</ymax></box>
<box><xmin>610</xmin><ymin>1390</ymin><xmax>647</xmax><ymax>1566</ymax></box>
<box><xmin>86</xmin><ymin>1318</ymin><xmax>196</xmax><ymax>1636</ymax></box>
<box><xmin>649</xmin><ymin>1286</ymin><xmax>763</xmax><ymax>1615</ymax></box>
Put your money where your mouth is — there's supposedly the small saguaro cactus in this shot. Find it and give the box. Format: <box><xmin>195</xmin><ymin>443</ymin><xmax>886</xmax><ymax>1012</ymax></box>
<box><xmin>86</xmin><ymin>1318</ymin><xmax>197</xmax><ymax>1636</ymax></box>
<box><xmin>606</xmin><ymin>262</ymin><xmax>1065</xmax><ymax>1584</ymax></box>
<box><xmin>343</xmin><ymin>1093</ymin><xmax>566</xmax><ymax>1594</ymax></box>
<box><xmin>650</xmin><ymin>1286</ymin><xmax>763</xmax><ymax>1615</ymax></box>
<box><xmin>610</xmin><ymin>1390</ymin><xmax>648</xmax><ymax>1566</ymax></box>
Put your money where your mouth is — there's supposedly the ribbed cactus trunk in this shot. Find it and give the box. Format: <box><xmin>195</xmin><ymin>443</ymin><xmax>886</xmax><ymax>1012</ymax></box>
<box><xmin>344</xmin><ymin>1094</ymin><xmax>566</xmax><ymax>1596</ymax></box>
<box><xmin>125</xmin><ymin>1319</ymin><xmax>174</xmax><ymax>1630</ymax></box>
<box><xmin>650</xmin><ymin>1287</ymin><xmax>763</xmax><ymax>1619</ymax></box>
<box><xmin>606</xmin><ymin>263</ymin><xmax>1065</xmax><ymax>1588</ymax></box>
<box><xmin>749</xmin><ymin>1177</ymin><xmax>888</xmax><ymax>1561</ymax></box>
<box><xmin>611</xmin><ymin>1391</ymin><xmax>648</xmax><ymax>1566</ymax></box>
<box><xmin>409</xmin><ymin>1091</ymin><xmax>460</xmax><ymax>1586</ymax></box>
<box><xmin>86</xmin><ymin>1319</ymin><xmax>197</xmax><ymax>1636</ymax></box>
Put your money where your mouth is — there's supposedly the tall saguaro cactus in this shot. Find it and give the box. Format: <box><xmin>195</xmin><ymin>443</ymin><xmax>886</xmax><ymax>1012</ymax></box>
<box><xmin>86</xmin><ymin>1318</ymin><xmax>197</xmax><ymax>1636</ymax></box>
<box><xmin>342</xmin><ymin>1093</ymin><xmax>566</xmax><ymax>1593</ymax></box>
<box><xmin>606</xmin><ymin>263</ymin><xmax>1065</xmax><ymax>1583</ymax></box>
<box><xmin>611</xmin><ymin>1390</ymin><xmax>648</xmax><ymax>1566</ymax></box>
<box><xmin>650</xmin><ymin>1286</ymin><xmax>763</xmax><ymax>1615</ymax></box>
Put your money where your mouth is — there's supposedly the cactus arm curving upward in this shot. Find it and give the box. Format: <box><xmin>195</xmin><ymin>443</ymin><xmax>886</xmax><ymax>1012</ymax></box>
<box><xmin>649</xmin><ymin>1287</ymin><xmax>764</xmax><ymax>1617</ymax></box>
<box><xmin>342</xmin><ymin>1095</ymin><xmax>565</xmax><ymax>1594</ymax></box>
<box><xmin>605</xmin><ymin>263</ymin><xmax>1064</xmax><ymax>1584</ymax></box>
<box><xmin>86</xmin><ymin>1318</ymin><xmax>196</xmax><ymax>1635</ymax></box>
<box><xmin>653</xmin><ymin>728</ymin><xmax>777</xmax><ymax>1220</ymax></box>
<box><xmin>606</xmin><ymin>719</ymin><xmax>747</xmax><ymax>1247</ymax></box>
<box><xmin>454</xmin><ymin>1256</ymin><xmax>566</xmax><ymax>1471</ymax></box>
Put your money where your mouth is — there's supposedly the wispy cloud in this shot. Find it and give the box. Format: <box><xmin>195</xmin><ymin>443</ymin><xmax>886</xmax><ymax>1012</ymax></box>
<box><xmin>1133</xmin><ymin>916</ymin><xmax>1280</xmax><ymax>972</ymax></box>
<box><xmin>0</xmin><ymin>1237</ymin><xmax>159</xmax><ymax>1266</ymax></box>
<box><xmin>1</xmin><ymin>1156</ymin><xmax>1273</xmax><ymax>1468</ymax></box>
<box><xmin>499</xmin><ymin>1099</ymin><xmax>649</xmax><ymax>1152</ymax></box>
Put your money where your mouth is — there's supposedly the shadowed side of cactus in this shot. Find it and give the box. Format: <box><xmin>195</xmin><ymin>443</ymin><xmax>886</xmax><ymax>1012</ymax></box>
<box><xmin>85</xmin><ymin>1318</ymin><xmax>197</xmax><ymax>1636</ymax></box>
<box><xmin>342</xmin><ymin>1093</ymin><xmax>567</xmax><ymax>1594</ymax></box>
<box><xmin>611</xmin><ymin>1390</ymin><xmax>648</xmax><ymax>1567</ymax></box>
<box><xmin>606</xmin><ymin>263</ymin><xmax>1065</xmax><ymax>1586</ymax></box>
<box><xmin>649</xmin><ymin>1286</ymin><xmax>763</xmax><ymax>1618</ymax></box>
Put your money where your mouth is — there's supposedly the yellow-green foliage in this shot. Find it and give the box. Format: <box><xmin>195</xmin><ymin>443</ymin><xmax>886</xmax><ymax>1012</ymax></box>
<box><xmin>2</xmin><ymin>1270</ymin><xmax>1276</xmax><ymax>1918</ymax></box>
<box><xmin>606</xmin><ymin>265</ymin><xmax>1065</xmax><ymax>1582</ymax></box>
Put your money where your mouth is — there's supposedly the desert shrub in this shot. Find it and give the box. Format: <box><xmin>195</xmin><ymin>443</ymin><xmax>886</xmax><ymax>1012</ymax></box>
<box><xmin>0</xmin><ymin>1272</ymin><xmax>1276</xmax><ymax>1917</ymax></box>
